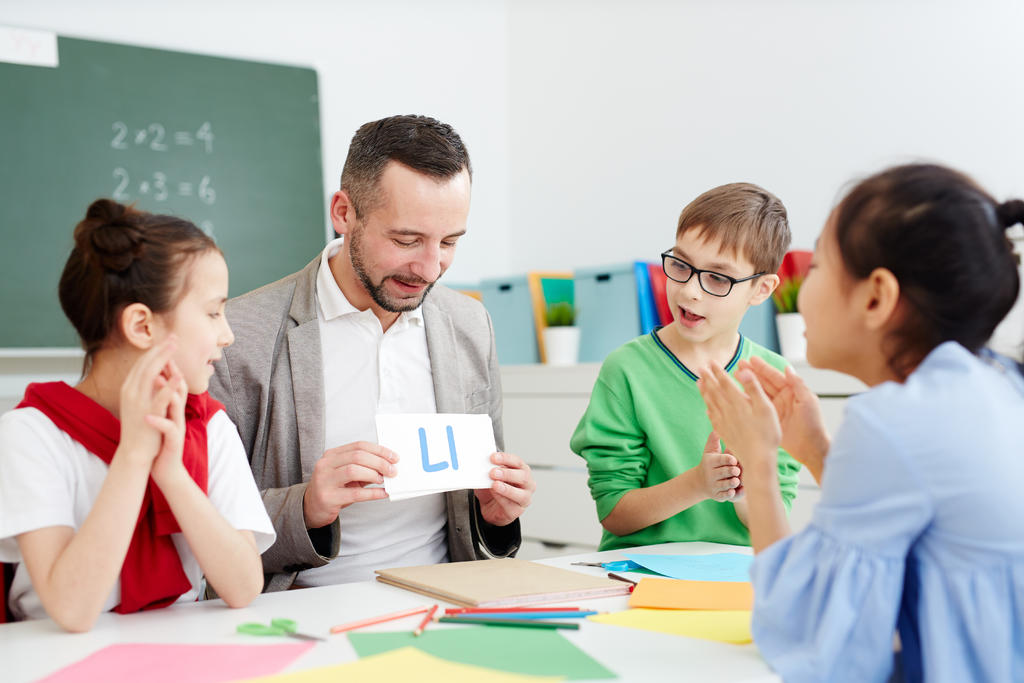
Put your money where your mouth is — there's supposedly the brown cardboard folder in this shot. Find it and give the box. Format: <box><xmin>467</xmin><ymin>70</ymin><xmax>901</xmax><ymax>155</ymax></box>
<box><xmin>375</xmin><ymin>558</ymin><xmax>631</xmax><ymax>607</ymax></box>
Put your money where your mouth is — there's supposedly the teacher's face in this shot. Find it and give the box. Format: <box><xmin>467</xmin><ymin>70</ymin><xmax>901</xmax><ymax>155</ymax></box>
<box><xmin>347</xmin><ymin>162</ymin><xmax>471</xmax><ymax>313</ymax></box>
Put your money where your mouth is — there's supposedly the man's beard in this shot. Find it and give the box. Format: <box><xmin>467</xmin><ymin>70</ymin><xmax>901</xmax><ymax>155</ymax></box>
<box><xmin>349</xmin><ymin>227</ymin><xmax>436</xmax><ymax>313</ymax></box>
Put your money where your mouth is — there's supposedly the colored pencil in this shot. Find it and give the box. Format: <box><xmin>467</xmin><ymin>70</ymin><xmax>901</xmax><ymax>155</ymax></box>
<box><xmin>437</xmin><ymin>616</ymin><xmax>580</xmax><ymax>630</ymax></box>
<box><xmin>413</xmin><ymin>604</ymin><xmax>439</xmax><ymax>637</ymax></box>
<box><xmin>329</xmin><ymin>605</ymin><xmax>431</xmax><ymax>634</ymax></box>
<box><xmin>443</xmin><ymin>606</ymin><xmax>583</xmax><ymax>616</ymax></box>
<box><xmin>608</xmin><ymin>572</ymin><xmax>638</xmax><ymax>586</ymax></box>
<box><xmin>442</xmin><ymin>611</ymin><xmax>597</xmax><ymax>620</ymax></box>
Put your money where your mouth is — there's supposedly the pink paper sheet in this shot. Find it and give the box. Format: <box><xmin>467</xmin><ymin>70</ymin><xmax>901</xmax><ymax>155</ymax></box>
<box><xmin>38</xmin><ymin>642</ymin><xmax>314</xmax><ymax>683</ymax></box>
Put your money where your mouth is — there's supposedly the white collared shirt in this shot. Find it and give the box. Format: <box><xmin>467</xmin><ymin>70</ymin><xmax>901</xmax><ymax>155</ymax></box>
<box><xmin>295</xmin><ymin>237</ymin><xmax>447</xmax><ymax>586</ymax></box>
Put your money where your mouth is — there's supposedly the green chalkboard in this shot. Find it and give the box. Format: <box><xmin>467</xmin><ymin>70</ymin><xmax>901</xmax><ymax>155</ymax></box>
<box><xmin>0</xmin><ymin>36</ymin><xmax>325</xmax><ymax>348</ymax></box>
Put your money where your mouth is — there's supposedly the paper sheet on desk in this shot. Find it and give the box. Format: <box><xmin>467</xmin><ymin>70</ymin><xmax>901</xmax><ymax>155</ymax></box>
<box><xmin>349</xmin><ymin>628</ymin><xmax>615</xmax><ymax>680</ymax></box>
<box><xmin>38</xmin><ymin>643</ymin><xmax>313</xmax><ymax>683</ymax></box>
<box><xmin>629</xmin><ymin>577</ymin><xmax>754</xmax><ymax>610</ymax></box>
<box><xmin>623</xmin><ymin>552</ymin><xmax>753</xmax><ymax>582</ymax></box>
<box><xmin>589</xmin><ymin>608</ymin><xmax>752</xmax><ymax>644</ymax></box>
<box><xmin>377</xmin><ymin>413</ymin><xmax>495</xmax><ymax>501</ymax></box>
<box><xmin>244</xmin><ymin>646</ymin><xmax>563</xmax><ymax>682</ymax></box>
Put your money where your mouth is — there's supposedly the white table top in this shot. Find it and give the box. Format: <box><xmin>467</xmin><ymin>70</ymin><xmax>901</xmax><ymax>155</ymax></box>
<box><xmin>2</xmin><ymin>542</ymin><xmax>779</xmax><ymax>683</ymax></box>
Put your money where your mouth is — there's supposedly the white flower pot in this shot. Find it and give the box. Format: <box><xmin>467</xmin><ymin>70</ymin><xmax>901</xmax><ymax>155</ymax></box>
<box><xmin>543</xmin><ymin>326</ymin><xmax>580</xmax><ymax>365</ymax></box>
<box><xmin>775</xmin><ymin>312</ymin><xmax>806</xmax><ymax>362</ymax></box>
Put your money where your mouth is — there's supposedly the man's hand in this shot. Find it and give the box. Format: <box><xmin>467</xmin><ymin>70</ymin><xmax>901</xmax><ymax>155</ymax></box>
<box><xmin>303</xmin><ymin>441</ymin><xmax>398</xmax><ymax>529</ymax></box>
<box><xmin>475</xmin><ymin>451</ymin><xmax>535</xmax><ymax>527</ymax></box>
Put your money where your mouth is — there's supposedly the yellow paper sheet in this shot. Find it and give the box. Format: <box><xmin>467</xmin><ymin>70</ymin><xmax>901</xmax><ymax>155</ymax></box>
<box><xmin>629</xmin><ymin>577</ymin><xmax>753</xmax><ymax>610</ymax></box>
<box><xmin>243</xmin><ymin>646</ymin><xmax>565</xmax><ymax>682</ymax></box>
<box><xmin>589</xmin><ymin>608</ymin><xmax>752</xmax><ymax>644</ymax></box>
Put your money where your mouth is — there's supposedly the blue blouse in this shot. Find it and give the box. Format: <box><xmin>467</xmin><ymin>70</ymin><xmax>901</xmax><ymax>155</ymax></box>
<box><xmin>751</xmin><ymin>342</ymin><xmax>1024</xmax><ymax>682</ymax></box>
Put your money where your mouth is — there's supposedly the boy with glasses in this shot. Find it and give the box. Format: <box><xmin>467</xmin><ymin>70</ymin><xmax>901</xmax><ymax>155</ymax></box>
<box><xmin>571</xmin><ymin>183</ymin><xmax>802</xmax><ymax>550</ymax></box>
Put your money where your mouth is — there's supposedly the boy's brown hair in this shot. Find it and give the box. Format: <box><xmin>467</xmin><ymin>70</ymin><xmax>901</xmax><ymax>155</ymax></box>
<box><xmin>676</xmin><ymin>182</ymin><xmax>791</xmax><ymax>274</ymax></box>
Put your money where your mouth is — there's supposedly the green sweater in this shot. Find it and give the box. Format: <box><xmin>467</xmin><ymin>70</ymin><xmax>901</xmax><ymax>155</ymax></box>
<box><xmin>570</xmin><ymin>331</ymin><xmax>802</xmax><ymax>551</ymax></box>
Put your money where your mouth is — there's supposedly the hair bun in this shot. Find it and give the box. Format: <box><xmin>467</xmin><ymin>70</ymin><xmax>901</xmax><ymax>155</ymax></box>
<box><xmin>74</xmin><ymin>199</ymin><xmax>145</xmax><ymax>273</ymax></box>
<box><xmin>996</xmin><ymin>198</ymin><xmax>1024</xmax><ymax>230</ymax></box>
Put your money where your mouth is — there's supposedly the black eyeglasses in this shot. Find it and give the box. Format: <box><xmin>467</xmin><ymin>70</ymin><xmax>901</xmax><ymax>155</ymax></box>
<box><xmin>661</xmin><ymin>251</ymin><xmax>766</xmax><ymax>297</ymax></box>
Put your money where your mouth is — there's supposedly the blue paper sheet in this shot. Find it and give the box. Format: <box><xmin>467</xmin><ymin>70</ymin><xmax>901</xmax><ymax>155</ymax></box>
<box><xmin>623</xmin><ymin>553</ymin><xmax>753</xmax><ymax>582</ymax></box>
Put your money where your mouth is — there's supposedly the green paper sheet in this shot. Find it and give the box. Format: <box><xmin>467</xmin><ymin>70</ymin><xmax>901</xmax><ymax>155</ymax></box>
<box><xmin>348</xmin><ymin>627</ymin><xmax>616</xmax><ymax>680</ymax></box>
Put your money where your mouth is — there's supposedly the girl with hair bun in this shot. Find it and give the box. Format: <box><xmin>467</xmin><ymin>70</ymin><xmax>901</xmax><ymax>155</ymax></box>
<box><xmin>698</xmin><ymin>164</ymin><xmax>1024</xmax><ymax>682</ymax></box>
<box><xmin>0</xmin><ymin>199</ymin><xmax>273</xmax><ymax>631</ymax></box>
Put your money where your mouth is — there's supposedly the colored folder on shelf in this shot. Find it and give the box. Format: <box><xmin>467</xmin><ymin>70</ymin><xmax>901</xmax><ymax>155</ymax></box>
<box><xmin>375</xmin><ymin>558</ymin><xmax>630</xmax><ymax>607</ymax></box>
<box><xmin>526</xmin><ymin>271</ymin><xmax>574</xmax><ymax>363</ymax></box>
<box><xmin>647</xmin><ymin>262</ymin><xmax>673</xmax><ymax>326</ymax></box>
<box><xmin>634</xmin><ymin>261</ymin><xmax>659</xmax><ymax>334</ymax></box>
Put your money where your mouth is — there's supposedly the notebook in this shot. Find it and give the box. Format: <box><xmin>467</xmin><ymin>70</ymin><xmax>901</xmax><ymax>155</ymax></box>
<box><xmin>375</xmin><ymin>558</ymin><xmax>631</xmax><ymax>607</ymax></box>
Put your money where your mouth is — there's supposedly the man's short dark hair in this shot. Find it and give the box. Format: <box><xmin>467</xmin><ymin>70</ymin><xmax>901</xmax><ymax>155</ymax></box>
<box><xmin>340</xmin><ymin>114</ymin><xmax>472</xmax><ymax>218</ymax></box>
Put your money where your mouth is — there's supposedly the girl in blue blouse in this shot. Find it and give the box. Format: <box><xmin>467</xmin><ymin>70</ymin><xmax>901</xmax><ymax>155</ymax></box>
<box><xmin>698</xmin><ymin>163</ymin><xmax>1024</xmax><ymax>683</ymax></box>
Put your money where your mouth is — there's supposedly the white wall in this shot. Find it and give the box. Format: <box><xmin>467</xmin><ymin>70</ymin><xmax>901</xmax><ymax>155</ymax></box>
<box><xmin>506</xmin><ymin>0</ymin><xmax>1024</xmax><ymax>272</ymax></box>
<box><xmin>2</xmin><ymin>0</ymin><xmax>1023</xmax><ymax>385</ymax></box>
<box><xmin>5</xmin><ymin>0</ymin><xmax>1022</xmax><ymax>287</ymax></box>
<box><xmin>0</xmin><ymin>0</ymin><xmax>510</xmax><ymax>285</ymax></box>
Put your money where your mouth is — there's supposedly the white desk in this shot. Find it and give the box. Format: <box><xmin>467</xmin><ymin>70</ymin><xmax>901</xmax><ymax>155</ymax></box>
<box><xmin>2</xmin><ymin>543</ymin><xmax>779</xmax><ymax>683</ymax></box>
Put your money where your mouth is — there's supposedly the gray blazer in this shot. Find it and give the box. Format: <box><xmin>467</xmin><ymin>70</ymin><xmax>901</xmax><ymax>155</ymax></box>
<box><xmin>210</xmin><ymin>255</ymin><xmax>520</xmax><ymax>591</ymax></box>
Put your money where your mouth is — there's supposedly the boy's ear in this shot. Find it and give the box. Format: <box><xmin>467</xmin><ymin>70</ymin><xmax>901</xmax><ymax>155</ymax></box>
<box><xmin>747</xmin><ymin>273</ymin><xmax>780</xmax><ymax>306</ymax></box>
<box><xmin>119</xmin><ymin>303</ymin><xmax>158</xmax><ymax>350</ymax></box>
<box><xmin>329</xmin><ymin>190</ymin><xmax>358</xmax><ymax>237</ymax></box>
<box><xmin>861</xmin><ymin>267</ymin><xmax>901</xmax><ymax>331</ymax></box>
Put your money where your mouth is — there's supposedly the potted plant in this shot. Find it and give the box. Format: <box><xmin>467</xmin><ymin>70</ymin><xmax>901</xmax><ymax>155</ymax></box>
<box><xmin>542</xmin><ymin>301</ymin><xmax>580</xmax><ymax>365</ymax></box>
<box><xmin>772</xmin><ymin>250</ymin><xmax>812</xmax><ymax>361</ymax></box>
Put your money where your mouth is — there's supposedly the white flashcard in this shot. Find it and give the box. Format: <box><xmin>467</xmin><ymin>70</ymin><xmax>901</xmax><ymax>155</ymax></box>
<box><xmin>377</xmin><ymin>413</ymin><xmax>496</xmax><ymax>502</ymax></box>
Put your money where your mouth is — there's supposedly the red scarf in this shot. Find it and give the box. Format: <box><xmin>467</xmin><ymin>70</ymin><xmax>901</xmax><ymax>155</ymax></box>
<box><xmin>17</xmin><ymin>381</ymin><xmax>222</xmax><ymax>614</ymax></box>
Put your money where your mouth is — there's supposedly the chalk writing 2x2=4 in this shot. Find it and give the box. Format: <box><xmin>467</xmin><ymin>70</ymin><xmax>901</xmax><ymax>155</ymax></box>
<box><xmin>110</xmin><ymin>121</ymin><xmax>214</xmax><ymax>153</ymax></box>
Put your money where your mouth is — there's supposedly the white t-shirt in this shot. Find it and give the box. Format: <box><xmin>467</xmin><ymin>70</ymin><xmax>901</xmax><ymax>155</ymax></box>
<box><xmin>295</xmin><ymin>237</ymin><xmax>447</xmax><ymax>586</ymax></box>
<box><xmin>0</xmin><ymin>407</ymin><xmax>276</xmax><ymax>620</ymax></box>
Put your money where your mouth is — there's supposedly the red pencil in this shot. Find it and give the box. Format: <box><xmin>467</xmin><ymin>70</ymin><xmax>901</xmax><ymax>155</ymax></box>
<box><xmin>443</xmin><ymin>606</ymin><xmax>583</xmax><ymax>616</ymax></box>
<box><xmin>330</xmin><ymin>605</ymin><xmax>431</xmax><ymax>634</ymax></box>
<box><xmin>414</xmin><ymin>604</ymin><xmax>439</xmax><ymax>637</ymax></box>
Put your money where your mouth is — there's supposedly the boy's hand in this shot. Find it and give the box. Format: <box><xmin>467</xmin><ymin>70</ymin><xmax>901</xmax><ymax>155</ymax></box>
<box><xmin>697</xmin><ymin>431</ymin><xmax>743</xmax><ymax>502</ymax></box>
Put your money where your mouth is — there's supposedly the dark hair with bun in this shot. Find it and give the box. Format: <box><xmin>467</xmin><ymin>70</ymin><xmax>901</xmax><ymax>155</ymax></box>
<box><xmin>59</xmin><ymin>199</ymin><xmax>218</xmax><ymax>370</ymax></box>
<box><xmin>832</xmin><ymin>163</ymin><xmax>1021</xmax><ymax>379</ymax></box>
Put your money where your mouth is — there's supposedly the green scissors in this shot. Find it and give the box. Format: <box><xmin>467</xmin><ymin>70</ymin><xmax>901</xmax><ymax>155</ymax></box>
<box><xmin>237</xmin><ymin>617</ymin><xmax>325</xmax><ymax>642</ymax></box>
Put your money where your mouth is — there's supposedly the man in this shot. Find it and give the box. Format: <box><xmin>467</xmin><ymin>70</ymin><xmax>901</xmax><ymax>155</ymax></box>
<box><xmin>210</xmin><ymin>115</ymin><xmax>534</xmax><ymax>591</ymax></box>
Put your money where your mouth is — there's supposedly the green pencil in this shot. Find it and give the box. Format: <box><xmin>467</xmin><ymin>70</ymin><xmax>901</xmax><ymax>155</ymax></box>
<box><xmin>437</xmin><ymin>616</ymin><xmax>580</xmax><ymax>630</ymax></box>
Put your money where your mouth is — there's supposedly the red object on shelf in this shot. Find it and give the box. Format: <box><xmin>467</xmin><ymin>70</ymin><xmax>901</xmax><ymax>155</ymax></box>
<box><xmin>648</xmin><ymin>263</ymin><xmax>674</xmax><ymax>326</ymax></box>
<box><xmin>777</xmin><ymin>250</ymin><xmax>813</xmax><ymax>283</ymax></box>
